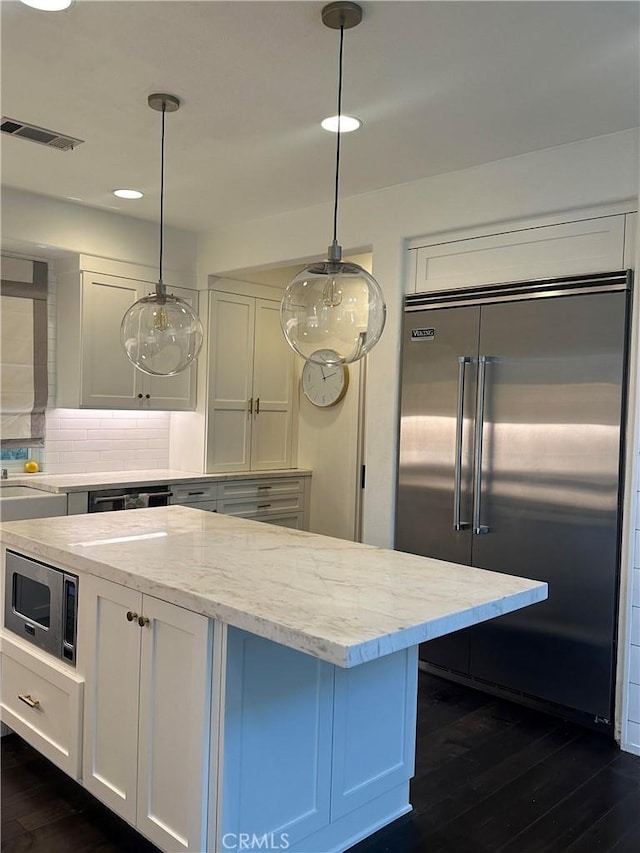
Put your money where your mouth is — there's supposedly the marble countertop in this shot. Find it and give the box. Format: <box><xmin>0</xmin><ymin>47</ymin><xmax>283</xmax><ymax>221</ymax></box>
<box><xmin>0</xmin><ymin>506</ymin><xmax>547</xmax><ymax>667</ymax></box>
<box><xmin>2</xmin><ymin>468</ymin><xmax>311</xmax><ymax>494</ymax></box>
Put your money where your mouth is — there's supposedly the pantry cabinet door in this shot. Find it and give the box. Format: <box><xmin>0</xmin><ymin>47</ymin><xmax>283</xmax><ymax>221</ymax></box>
<box><xmin>137</xmin><ymin>596</ymin><xmax>212</xmax><ymax>853</ymax></box>
<box><xmin>207</xmin><ymin>292</ymin><xmax>255</xmax><ymax>472</ymax></box>
<box><xmin>251</xmin><ymin>299</ymin><xmax>294</xmax><ymax>470</ymax></box>
<box><xmin>80</xmin><ymin>575</ymin><xmax>141</xmax><ymax>825</ymax></box>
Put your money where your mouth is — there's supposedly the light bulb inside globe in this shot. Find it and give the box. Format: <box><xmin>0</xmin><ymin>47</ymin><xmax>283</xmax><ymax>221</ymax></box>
<box><xmin>121</xmin><ymin>292</ymin><xmax>204</xmax><ymax>376</ymax></box>
<box><xmin>322</xmin><ymin>276</ymin><xmax>343</xmax><ymax>308</ymax></box>
<box><xmin>280</xmin><ymin>260</ymin><xmax>386</xmax><ymax>365</ymax></box>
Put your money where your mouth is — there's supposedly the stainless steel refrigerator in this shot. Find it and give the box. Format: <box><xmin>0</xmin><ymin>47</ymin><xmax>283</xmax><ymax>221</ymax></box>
<box><xmin>395</xmin><ymin>271</ymin><xmax>631</xmax><ymax>730</ymax></box>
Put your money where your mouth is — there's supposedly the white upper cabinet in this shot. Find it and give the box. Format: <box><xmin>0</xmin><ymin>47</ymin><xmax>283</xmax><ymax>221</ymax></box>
<box><xmin>409</xmin><ymin>214</ymin><xmax>629</xmax><ymax>294</ymax></box>
<box><xmin>56</xmin><ymin>259</ymin><xmax>197</xmax><ymax>410</ymax></box>
<box><xmin>206</xmin><ymin>291</ymin><xmax>294</xmax><ymax>472</ymax></box>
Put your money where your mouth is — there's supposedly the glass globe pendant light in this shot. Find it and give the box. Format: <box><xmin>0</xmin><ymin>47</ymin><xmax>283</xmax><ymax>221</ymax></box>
<box><xmin>121</xmin><ymin>94</ymin><xmax>204</xmax><ymax>376</ymax></box>
<box><xmin>280</xmin><ymin>2</ymin><xmax>386</xmax><ymax>366</ymax></box>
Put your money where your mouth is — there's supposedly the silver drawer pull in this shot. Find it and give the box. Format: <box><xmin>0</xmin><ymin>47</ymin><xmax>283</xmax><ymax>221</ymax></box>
<box><xmin>19</xmin><ymin>693</ymin><xmax>40</xmax><ymax>709</ymax></box>
<box><xmin>188</xmin><ymin>491</ymin><xmax>206</xmax><ymax>496</ymax></box>
<box><xmin>257</xmin><ymin>503</ymin><xmax>272</xmax><ymax>509</ymax></box>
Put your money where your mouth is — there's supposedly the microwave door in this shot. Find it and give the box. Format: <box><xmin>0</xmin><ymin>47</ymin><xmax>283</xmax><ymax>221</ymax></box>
<box><xmin>5</xmin><ymin>552</ymin><xmax>64</xmax><ymax>658</ymax></box>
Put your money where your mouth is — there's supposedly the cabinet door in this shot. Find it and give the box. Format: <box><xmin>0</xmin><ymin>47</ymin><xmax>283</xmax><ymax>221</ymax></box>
<box><xmin>251</xmin><ymin>299</ymin><xmax>294</xmax><ymax>470</ymax></box>
<box><xmin>137</xmin><ymin>595</ymin><xmax>212</xmax><ymax>853</ymax></box>
<box><xmin>331</xmin><ymin>648</ymin><xmax>417</xmax><ymax>820</ymax></box>
<box><xmin>412</xmin><ymin>215</ymin><xmax>626</xmax><ymax>293</ymax></box>
<box><xmin>81</xmin><ymin>273</ymin><xmax>141</xmax><ymax>407</ymax></box>
<box><xmin>145</xmin><ymin>285</ymin><xmax>198</xmax><ymax>411</ymax></box>
<box><xmin>221</xmin><ymin>629</ymin><xmax>333</xmax><ymax>848</ymax></box>
<box><xmin>207</xmin><ymin>292</ymin><xmax>255</xmax><ymax>472</ymax></box>
<box><xmin>80</xmin><ymin>575</ymin><xmax>142</xmax><ymax>824</ymax></box>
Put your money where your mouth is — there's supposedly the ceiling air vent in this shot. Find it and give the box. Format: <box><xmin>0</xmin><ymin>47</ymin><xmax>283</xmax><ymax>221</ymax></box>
<box><xmin>1</xmin><ymin>117</ymin><xmax>84</xmax><ymax>151</ymax></box>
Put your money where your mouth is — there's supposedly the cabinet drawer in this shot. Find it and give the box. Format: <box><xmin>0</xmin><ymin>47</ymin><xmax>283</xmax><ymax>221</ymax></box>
<box><xmin>0</xmin><ymin>636</ymin><xmax>83</xmax><ymax>778</ymax></box>
<box><xmin>171</xmin><ymin>482</ymin><xmax>220</xmax><ymax>503</ymax></box>
<box><xmin>219</xmin><ymin>477</ymin><xmax>304</xmax><ymax>501</ymax></box>
<box><xmin>220</xmin><ymin>492</ymin><xmax>303</xmax><ymax>519</ymax></box>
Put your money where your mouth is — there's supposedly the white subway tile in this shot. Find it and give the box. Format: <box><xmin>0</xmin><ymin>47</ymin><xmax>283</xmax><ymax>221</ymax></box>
<box><xmin>631</xmin><ymin>606</ymin><xmax>640</xmax><ymax>646</ymax></box>
<box><xmin>122</xmin><ymin>459</ymin><xmax>158</xmax><ymax>470</ymax></box>
<box><xmin>58</xmin><ymin>451</ymin><xmax>99</xmax><ymax>463</ymax></box>
<box><xmin>86</xmin><ymin>429</ymin><xmax>128</xmax><ymax>440</ymax></box>
<box><xmin>625</xmin><ymin>721</ymin><xmax>640</xmax><ymax>754</ymax></box>
<box><xmin>46</xmin><ymin>430</ymin><xmax>88</xmax><ymax>441</ymax></box>
<box><xmin>113</xmin><ymin>440</ymin><xmax>148</xmax><ymax>451</ymax></box>
<box><xmin>132</xmin><ymin>429</ymin><xmax>168</xmax><ymax>441</ymax></box>
<box><xmin>43</xmin><ymin>452</ymin><xmax>60</xmax><ymax>465</ymax></box>
<box><xmin>44</xmin><ymin>462</ymin><xmax>90</xmax><ymax>474</ymax></box>
<box><xmin>89</xmin><ymin>461</ymin><xmax>126</xmax><ymax>472</ymax></box>
<box><xmin>75</xmin><ymin>440</ymin><xmax>113</xmax><ymax>452</ymax></box>
<box><xmin>46</xmin><ymin>441</ymin><xmax>75</xmax><ymax>452</ymax></box>
<box><xmin>629</xmin><ymin>644</ymin><xmax>640</xmax><ymax>685</ymax></box>
<box><xmin>629</xmin><ymin>683</ymin><xmax>640</xmax><ymax>724</ymax></box>
<box><xmin>147</xmin><ymin>439</ymin><xmax>169</xmax><ymax>450</ymax></box>
<box><xmin>134</xmin><ymin>449</ymin><xmax>168</xmax><ymax>459</ymax></box>
<box><xmin>110</xmin><ymin>410</ymin><xmax>142</xmax><ymax>420</ymax></box>
<box><xmin>633</xmin><ymin>568</ymin><xmax>640</xmax><ymax>608</ymax></box>
<box><xmin>97</xmin><ymin>450</ymin><xmax>137</xmax><ymax>462</ymax></box>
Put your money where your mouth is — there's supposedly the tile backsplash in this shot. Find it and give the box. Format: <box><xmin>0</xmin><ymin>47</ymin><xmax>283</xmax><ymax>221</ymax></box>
<box><xmin>43</xmin><ymin>408</ymin><xmax>170</xmax><ymax>474</ymax></box>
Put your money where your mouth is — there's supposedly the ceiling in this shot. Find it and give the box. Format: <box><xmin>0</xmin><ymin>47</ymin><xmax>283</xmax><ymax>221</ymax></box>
<box><xmin>1</xmin><ymin>1</ymin><xmax>639</xmax><ymax>235</ymax></box>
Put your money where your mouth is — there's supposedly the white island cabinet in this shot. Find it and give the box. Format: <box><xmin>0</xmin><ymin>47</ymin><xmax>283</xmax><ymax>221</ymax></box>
<box><xmin>79</xmin><ymin>576</ymin><xmax>211</xmax><ymax>852</ymax></box>
<box><xmin>0</xmin><ymin>507</ymin><xmax>547</xmax><ymax>853</ymax></box>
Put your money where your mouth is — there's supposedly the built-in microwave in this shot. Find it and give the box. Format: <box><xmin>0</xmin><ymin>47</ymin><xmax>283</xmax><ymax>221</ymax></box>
<box><xmin>4</xmin><ymin>550</ymin><xmax>78</xmax><ymax>665</ymax></box>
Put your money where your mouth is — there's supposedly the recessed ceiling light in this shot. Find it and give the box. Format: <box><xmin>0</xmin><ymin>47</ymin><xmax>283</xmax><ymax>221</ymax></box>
<box><xmin>321</xmin><ymin>115</ymin><xmax>362</xmax><ymax>133</ymax></box>
<box><xmin>20</xmin><ymin>0</ymin><xmax>73</xmax><ymax>10</ymax></box>
<box><xmin>113</xmin><ymin>189</ymin><xmax>144</xmax><ymax>200</ymax></box>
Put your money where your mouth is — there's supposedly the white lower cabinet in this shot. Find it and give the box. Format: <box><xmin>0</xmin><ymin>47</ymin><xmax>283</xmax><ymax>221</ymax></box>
<box><xmin>0</xmin><ymin>634</ymin><xmax>84</xmax><ymax>778</ymax></box>
<box><xmin>79</xmin><ymin>575</ymin><xmax>212</xmax><ymax>852</ymax></box>
<box><xmin>217</xmin><ymin>629</ymin><xmax>417</xmax><ymax>853</ymax></box>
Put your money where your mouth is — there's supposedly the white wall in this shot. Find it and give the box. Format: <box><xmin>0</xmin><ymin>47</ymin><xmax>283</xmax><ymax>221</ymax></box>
<box><xmin>1</xmin><ymin>187</ymin><xmax>197</xmax><ymax>276</ymax></box>
<box><xmin>198</xmin><ymin>128</ymin><xmax>640</xmax><ymax>547</ymax></box>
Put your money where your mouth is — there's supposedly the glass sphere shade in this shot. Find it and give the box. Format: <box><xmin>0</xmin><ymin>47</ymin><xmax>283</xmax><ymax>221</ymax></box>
<box><xmin>120</xmin><ymin>294</ymin><xmax>204</xmax><ymax>376</ymax></box>
<box><xmin>280</xmin><ymin>261</ymin><xmax>386</xmax><ymax>365</ymax></box>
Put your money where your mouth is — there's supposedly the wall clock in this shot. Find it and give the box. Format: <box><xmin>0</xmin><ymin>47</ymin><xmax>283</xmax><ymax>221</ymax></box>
<box><xmin>302</xmin><ymin>349</ymin><xmax>349</xmax><ymax>408</ymax></box>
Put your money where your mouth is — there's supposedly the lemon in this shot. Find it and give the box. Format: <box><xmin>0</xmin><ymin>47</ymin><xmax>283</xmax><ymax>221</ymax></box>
<box><xmin>24</xmin><ymin>460</ymin><xmax>39</xmax><ymax>474</ymax></box>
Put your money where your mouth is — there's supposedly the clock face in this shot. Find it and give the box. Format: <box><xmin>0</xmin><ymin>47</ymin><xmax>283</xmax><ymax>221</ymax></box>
<box><xmin>302</xmin><ymin>349</ymin><xmax>349</xmax><ymax>408</ymax></box>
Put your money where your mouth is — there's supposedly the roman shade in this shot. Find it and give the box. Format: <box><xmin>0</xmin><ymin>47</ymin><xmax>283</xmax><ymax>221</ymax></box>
<box><xmin>1</xmin><ymin>257</ymin><xmax>48</xmax><ymax>448</ymax></box>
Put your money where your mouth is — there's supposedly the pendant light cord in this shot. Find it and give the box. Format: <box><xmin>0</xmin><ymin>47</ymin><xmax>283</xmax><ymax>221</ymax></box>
<box><xmin>158</xmin><ymin>103</ymin><xmax>166</xmax><ymax>294</ymax></box>
<box><xmin>331</xmin><ymin>23</ymin><xmax>345</xmax><ymax>249</ymax></box>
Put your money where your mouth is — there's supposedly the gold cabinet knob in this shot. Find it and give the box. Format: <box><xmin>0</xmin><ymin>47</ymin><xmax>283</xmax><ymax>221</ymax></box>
<box><xmin>138</xmin><ymin>615</ymin><xmax>150</xmax><ymax>627</ymax></box>
<box><xmin>126</xmin><ymin>611</ymin><xmax>138</xmax><ymax>622</ymax></box>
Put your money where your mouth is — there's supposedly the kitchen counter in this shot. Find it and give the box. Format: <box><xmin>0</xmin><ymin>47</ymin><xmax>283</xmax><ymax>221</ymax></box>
<box><xmin>0</xmin><ymin>505</ymin><xmax>546</xmax><ymax>667</ymax></box>
<box><xmin>4</xmin><ymin>468</ymin><xmax>310</xmax><ymax>495</ymax></box>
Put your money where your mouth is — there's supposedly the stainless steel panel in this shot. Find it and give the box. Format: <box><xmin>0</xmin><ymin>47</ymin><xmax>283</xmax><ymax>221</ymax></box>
<box><xmin>396</xmin><ymin>305</ymin><xmax>480</xmax><ymax>565</ymax></box>
<box><xmin>469</xmin><ymin>291</ymin><xmax>627</xmax><ymax>718</ymax></box>
<box><xmin>396</xmin><ymin>306</ymin><xmax>480</xmax><ymax>673</ymax></box>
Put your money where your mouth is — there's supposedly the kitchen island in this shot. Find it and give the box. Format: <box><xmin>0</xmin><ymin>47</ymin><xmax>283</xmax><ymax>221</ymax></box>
<box><xmin>0</xmin><ymin>506</ymin><xmax>547</xmax><ymax>853</ymax></box>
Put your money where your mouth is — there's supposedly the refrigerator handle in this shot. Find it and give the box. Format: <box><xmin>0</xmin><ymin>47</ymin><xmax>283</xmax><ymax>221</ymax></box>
<box><xmin>473</xmin><ymin>355</ymin><xmax>490</xmax><ymax>535</ymax></box>
<box><xmin>453</xmin><ymin>356</ymin><xmax>472</xmax><ymax>531</ymax></box>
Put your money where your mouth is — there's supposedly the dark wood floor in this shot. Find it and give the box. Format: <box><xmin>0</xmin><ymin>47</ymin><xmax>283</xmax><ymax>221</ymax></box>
<box><xmin>2</xmin><ymin>671</ymin><xmax>640</xmax><ymax>853</ymax></box>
